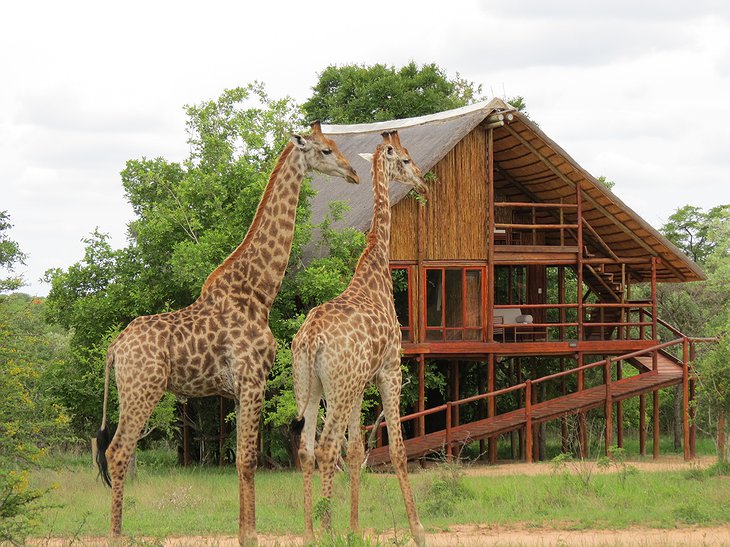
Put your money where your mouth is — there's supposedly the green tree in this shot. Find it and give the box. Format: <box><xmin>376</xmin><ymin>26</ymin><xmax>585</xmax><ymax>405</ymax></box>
<box><xmin>0</xmin><ymin>211</ymin><xmax>27</xmax><ymax>293</ymax></box>
<box><xmin>302</xmin><ymin>62</ymin><xmax>483</xmax><ymax>124</ymax></box>
<box><xmin>0</xmin><ymin>294</ymin><xmax>73</xmax><ymax>544</ymax></box>
<box><xmin>661</xmin><ymin>204</ymin><xmax>730</xmax><ymax>264</ymax></box>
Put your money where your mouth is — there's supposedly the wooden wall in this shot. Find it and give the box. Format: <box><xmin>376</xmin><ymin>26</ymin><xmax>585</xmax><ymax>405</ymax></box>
<box><xmin>427</xmin><ymin>128</ymin><xmax>488</xmax><ymax>260</ymax></box>
<box><xmin>389</xmin><ymin>127</ymin><xmax>489</xmax><ymax>261</ymax></box>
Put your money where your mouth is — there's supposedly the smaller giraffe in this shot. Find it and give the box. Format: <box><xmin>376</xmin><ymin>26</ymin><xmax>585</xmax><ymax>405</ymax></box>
<box><xmin>95</xmin><ymin>122</ymin><xmax>358</xmax><ymax>547</ymax></box>
<box><xmin>292</xmin><ymin>131</ymin><xmax>427</xmax><ymax>546</ymax></box>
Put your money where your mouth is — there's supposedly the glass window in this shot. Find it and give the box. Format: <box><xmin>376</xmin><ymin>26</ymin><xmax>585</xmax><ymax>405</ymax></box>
<box><xmin>391</xmin><ymin>267</ymin><xmax>412</xmax><ymax>342</ymax></box>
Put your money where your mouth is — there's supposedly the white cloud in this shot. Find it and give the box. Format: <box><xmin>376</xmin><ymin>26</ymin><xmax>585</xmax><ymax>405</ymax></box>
<box><xmin>2</xmin><ymin>0</ymin><xmax>730</xmax><ymax>296</ymax></box>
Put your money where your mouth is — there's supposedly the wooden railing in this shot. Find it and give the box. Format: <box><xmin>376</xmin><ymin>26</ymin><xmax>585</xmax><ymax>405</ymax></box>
<box><xmin>366</xmin><ymin>335</ymin><xmax>717</xmax><ymax>462</ymax></box>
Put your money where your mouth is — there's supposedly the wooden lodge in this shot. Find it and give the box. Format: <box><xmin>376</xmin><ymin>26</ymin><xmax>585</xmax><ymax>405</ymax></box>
<box><xmin>306</xmin><ymin>98</ymin><xmax>710</xmax><ymax>465</ymax></box>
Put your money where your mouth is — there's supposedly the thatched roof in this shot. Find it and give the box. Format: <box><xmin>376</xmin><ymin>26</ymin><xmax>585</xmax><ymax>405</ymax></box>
<box><xmin>307</xmin><ymin>98</ymin><xmax>704</xmax><ymax>283</ymax></box>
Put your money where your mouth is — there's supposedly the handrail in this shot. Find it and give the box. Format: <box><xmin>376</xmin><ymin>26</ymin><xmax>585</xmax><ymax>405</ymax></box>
<box><xmin>367</xmin><ymin>336</ymin><xmax>712</xmax><ymax>434</ymax></box>
<box><xmin>365</xmin><ymin>334</ymin><xmax>719</xmax><ymax>462</ymax></box>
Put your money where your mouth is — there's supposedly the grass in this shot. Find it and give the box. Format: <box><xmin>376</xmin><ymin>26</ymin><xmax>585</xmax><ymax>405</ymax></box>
<box><xmin>28</xmin><ymin>449</ymin><xmax>730</xmax><ymax>541</ymax></box>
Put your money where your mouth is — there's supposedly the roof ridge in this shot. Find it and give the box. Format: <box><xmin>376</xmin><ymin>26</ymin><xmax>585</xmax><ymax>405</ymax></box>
<box><xmin>321</xmin><ymin>97</ymin><xmax>513</xmax><ymax>135</ymax></box>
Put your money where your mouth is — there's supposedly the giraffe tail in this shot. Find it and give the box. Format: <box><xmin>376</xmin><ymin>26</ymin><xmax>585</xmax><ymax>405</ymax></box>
<box><xmin>95</xmin><ymin>347</ymin><xmax>115</xmax><ymax>488</ymax></box>
<box><xmin>290</xmin><ymin>333</ymin><xmax>323</xmax><ymax>435</ymax></box>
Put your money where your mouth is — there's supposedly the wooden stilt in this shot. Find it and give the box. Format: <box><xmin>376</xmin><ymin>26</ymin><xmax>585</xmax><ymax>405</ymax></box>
<box><xmin>605</xmin><ymin>357</ymin><xmax>613</xmax><ymax>455</ymax></box>
<box><xmin>653</xmin><ymin>389</ymin><xmax>660</xmax><ymax>459</ymax></box>
<box><xmin>488</xmin><ymin>354</ymin><xmax>496</xmax><ymax>463</ymax></box>
<box><xmin>639</xmin><ymin>394</ymin><xmax>646</xmax><ymax>456</ymax></box>
<box><xmin>616</xmin><ymin>361</ymin><xmax>624</xmax><ymax>449</ymax></box>
<box><xmin>525</xmin><ymin>380</ymin><xmax>533</xmax><ymax>463</ymax></box>
<box><xmin>418</xmin><ymin>354</ymin><xmax>425</xmax><ymax>437</ymax></box>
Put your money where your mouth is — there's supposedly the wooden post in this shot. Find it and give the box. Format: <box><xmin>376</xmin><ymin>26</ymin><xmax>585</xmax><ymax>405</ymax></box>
<box><xmin>418</xmin><ymin>355</ymin><xmax>425</xmax><ymax>437</ymax></box>
<box><xmin>525</xmin><ymin>380</ymin><xmax>533</xmax><ymax>463</ymax></box>
<box><xmin>560</xmin><ymin>358</ymin><xmax>568</xmax><ymax>454</ymax></box>
<box><xmin>452</xmin><ymin>361</ymin><xmax>460</xmax><ymax>427</ymax></box>
<box><xmin>605</xmin><ymin>357</ymin><xmax>613</xmax><ymax>455</ymax></box>
<box><xmin>689</xmin><ymin>342</ymin><xmax>697</xmax><ymax>459</ymax></box>
<box><xmin>653</xmin><ymin>389</ymin><xmax>660</xmax><ymax>459</ymax></box>
<box><xmin>445</xmin><ymin>402</ymin><xmax>453</xmax><ymax>462</ymax></box>
<box><xmin>616</xmin><ymin>361</ymin><xmax>624</xmax><ymax>449</ymax></box>
<box><xmin>487</xmin><ymin>127</ymin><xmax>495</xmax><ymax>343</ymax></box>
<box><xmin>682</xmin><ymin>338</ymin><xmax>690</xmax><ymax>460</ymax></box>
<box><xmin>516</xmin><ymin>359</ymin><xmax>524</xmax><ymax>461</ymax></box>
<box><xmin>558</xmin><ymin>267</ymin><xmax>566</xmax><ymax>341</ymax></box>
<box><xmin>488</xmin><ymin>354</ymin><xmax>496</xmax><ymax>463</ymax></box>
<box><xmin>690</xmin><ymin>378</ymin><xmax>696</xmax><ymax>459</ymax></box>
<box><xmin>478</xmin><ymin>361</ymin><xmax>487</xmax><ymax>459</ymax></box>
<box><xmin>577</xmin><ymin>353</ymin><xmax>587</xmax><ymax>458</ymax></box>
<box><xmin>651</xmin><ymin>257</ymin><xmax>658</xmax><ymax>340</ymax></box>
<box><xmin>576</xmin><ymin>182</ymin><xmax>584</xmax><ymax>342</ymax></box>
<box><xmin>639</xmin><ymin>394</ymin><xmax>647</xmax><ymax>456</ymax></box>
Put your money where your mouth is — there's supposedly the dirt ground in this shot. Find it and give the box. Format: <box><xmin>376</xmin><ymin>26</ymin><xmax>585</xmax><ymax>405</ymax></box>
<box><xmin>31</xmin><ymin>456</ymin><xmax>729</xmax><ymax>546</ymax></box>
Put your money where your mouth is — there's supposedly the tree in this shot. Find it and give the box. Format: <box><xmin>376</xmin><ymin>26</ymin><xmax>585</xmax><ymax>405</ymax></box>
<box><xmin>0</xmin><ymin>211</ymin><xmax>27</xmax><ymax>293</ymax></box>
<box><xmin>302</xmin><ymin>62</ymin><xmax>483</xmax><ymax>124</ymax></box>
<box><xmin>0</xmin><ymin>294</ymin><xmax>72</xmax><ymax>543</ymax></box>
<box><xmin>661</xmin><ymin>204</ymin><xmax>730</xmax><ymax>264</ymax></box>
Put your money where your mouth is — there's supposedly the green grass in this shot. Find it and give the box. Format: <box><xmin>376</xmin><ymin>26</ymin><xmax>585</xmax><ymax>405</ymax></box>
<box><xmin>29</xmin><ymin>450</ymin><xmax>730</xmax><ymax>541</ymax></box>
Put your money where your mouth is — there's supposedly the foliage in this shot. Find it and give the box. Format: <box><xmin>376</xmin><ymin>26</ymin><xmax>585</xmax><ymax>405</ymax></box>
<box><xmin>0</xmin><ymin>294</ymin><xmax>73</xmax><ymax>543</ymax></box>
<box><xmin>661</xmin><ymin>204</ymin><xmax>730</xmax><ymax>264</ymax></box>
<box><xmin>303</xmin><ymin>62</ymin><xmax>483</xmax><ymax>124</ymax></box>
<box><xmin>0</xmin><ymin>211</ymin><xmax>27</xmax><ymax>293</ymax></box>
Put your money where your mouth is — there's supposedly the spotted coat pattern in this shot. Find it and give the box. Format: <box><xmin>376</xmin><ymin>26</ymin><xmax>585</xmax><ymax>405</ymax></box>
<box><xmin>98</xmin><ymin>124</ymin><xmax>358</xmax><ymax>546</ymax></box>
<box><xmin>291</xmin><ymin>131</ymin><xmax>426</xmax><ymax>546</ymax></box>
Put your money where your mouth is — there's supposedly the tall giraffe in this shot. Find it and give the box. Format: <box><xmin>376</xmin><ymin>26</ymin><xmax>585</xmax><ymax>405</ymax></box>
<box><xmin>95</xmin><ymin>122</ymin><xmax>359</xmax><ymax>546</ymax></box>
<box><xmin>292</xmin><ymin>131</ymin><xmax>427</xmax><ymax>546</ymax></box>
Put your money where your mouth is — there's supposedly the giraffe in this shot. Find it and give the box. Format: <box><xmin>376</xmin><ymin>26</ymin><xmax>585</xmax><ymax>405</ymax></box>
<box><xmin>95</xmin><ymin>121</ymin><xmax>359</xmax><ymax>546</ymax></box>
<box><xmin>291</xmin><ymin>130</ymin><xmax>427</xmax><ymax>546</ymax></box>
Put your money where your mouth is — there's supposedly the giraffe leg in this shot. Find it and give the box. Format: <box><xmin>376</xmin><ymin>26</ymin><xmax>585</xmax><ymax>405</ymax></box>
<box><xmin>315</xmin><ymin>398</ymin><xmax>350</xmax><ymax>534</ymax></box>
<box><xmin>106</xmin><ymin>385</ymin><xmax>165</xmax><ymax>537</ymax></box>
<box><xmin>346</xmin><ymin>394</ymin><xmax>365</xmax><ymax>535</ymax></box>
<box><xmin>235</xmin><ymin>382</ymin><xmax>266</xmax><ymax>547</ymax></box>
<box><xmin>298</xmin><ymin>378</ymin><xmax>322</xmax><ymax>544</ymax></box>
<box><xmin>377</xmin><ymin>367</ymin><xmax>425</xmax><ymax>547</ymax></box>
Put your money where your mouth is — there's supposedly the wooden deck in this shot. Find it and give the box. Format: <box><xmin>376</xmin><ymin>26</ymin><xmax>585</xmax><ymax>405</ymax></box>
<box><xmin>366</xmin><ymin>352</ymin><xmax>683</xmax><ymax>466</ymax></box>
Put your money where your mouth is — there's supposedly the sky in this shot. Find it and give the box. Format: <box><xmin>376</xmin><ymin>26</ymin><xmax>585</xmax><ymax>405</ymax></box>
<box><xmin>2</xmin><ymin>0</ymin><xmax>729</xmax><ymax>296</ymax></box>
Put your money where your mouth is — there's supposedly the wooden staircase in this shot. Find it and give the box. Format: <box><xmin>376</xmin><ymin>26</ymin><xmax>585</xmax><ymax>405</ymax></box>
<box><xmin>366</xmin><ymin>350</ymin><xmax>683</xmax><ymax>466</ymax></box>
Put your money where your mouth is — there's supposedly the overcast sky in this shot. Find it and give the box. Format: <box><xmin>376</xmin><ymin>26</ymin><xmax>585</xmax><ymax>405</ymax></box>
<box><xmin>2</xmin><ymin>0</ymin><xmax>729</xmax><ymax>296</ymax></box>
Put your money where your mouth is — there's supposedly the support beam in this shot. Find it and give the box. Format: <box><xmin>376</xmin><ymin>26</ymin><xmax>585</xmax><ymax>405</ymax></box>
<box><xmin>525</xmin><ymin>380</ymin><xmax>533</xmax><ymax>463</ymax></box>
<box><xmin>418</xmin><ymin>355</ymin><xmax>425</xmax><ymax>437</ymax></box>
<box><xmin>653</xmin><ymin>389</ymin><xmax>660</xmax><ymax>459</ymax></box>
<box><xmin>683</xmin><ymin>338</ymin><xmax>691</xmax><ymax>460</ymax></box>
<box><xmin>488</xmin><ymin>354</ymin><xmax>497</xmax><ymax>463</ymax></box>
<box><xmin>639</xmin><ymin>394</ymin><xmax>647</xmax><ymax>456</ymax></box>
<box><xmin>616</xmin><ymin>363</ymin><xmax>624</xmax><ymax>449</ymax></box>
<box><xmin>503</xmin><ymin>125</ymin><xmax>689</xmax><ymax>282</ymax></box>
<box><xmin>605</xmin><ymin>357</ymin><xmax>613</xmax><ymax>455</ymax></box>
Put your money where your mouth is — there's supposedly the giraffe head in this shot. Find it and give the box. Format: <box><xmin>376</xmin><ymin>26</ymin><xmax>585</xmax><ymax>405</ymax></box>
<box><xmin>290</xmin><ymin>121</ymin><xmax>359</xmax><ymax>184</ymax></box>
<box><xmin>374</xmin><ymin>131</ymin><xmax>427</xmax><ymax>193</ymax></box>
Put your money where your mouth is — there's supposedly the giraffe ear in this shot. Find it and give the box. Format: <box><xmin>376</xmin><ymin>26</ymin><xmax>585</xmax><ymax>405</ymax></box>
<box><xmin>385</xmin><ymin>144</ymin><xmax>395</xmax><ymax>157</ymax></box>
<box><xmin>290</xmin><ymin>134</ymin><xmax>311</xmax><ymax>150</ymax></box>
<box><xmin>358</xmin><ymin>153</ymin><xmax>373</xmax><ymax>163</ymax></box>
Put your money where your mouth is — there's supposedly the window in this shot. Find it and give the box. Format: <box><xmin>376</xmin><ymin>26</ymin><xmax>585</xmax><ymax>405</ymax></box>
<box><xmin>424</xmin><ymin>267</ymin><xmax>484</xmax><ymax>341</ymax></box>
<box><xmin>391</xmin><ymin>266</ymin><xmax>413</xmax><ymax>342</ymax></box>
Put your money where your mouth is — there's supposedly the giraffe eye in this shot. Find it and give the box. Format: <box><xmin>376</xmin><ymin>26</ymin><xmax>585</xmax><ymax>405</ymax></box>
<box><xmin>322</xmin><ymin>149</ymin><xmax>332</xmax><ymax>155</ymax></box>
<box><xmin>403</xmin><ymin>159</ymin><xmax>410</xmax><ymax>165</ymax></box>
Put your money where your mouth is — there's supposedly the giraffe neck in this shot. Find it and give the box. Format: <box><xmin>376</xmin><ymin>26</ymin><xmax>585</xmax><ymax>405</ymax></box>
<box><xmin>349</xmin><ymin>151</ymin><xmax>393</xmax><ymax>305</ymax></box>
<box><xmin>201</xmin><ymin>143</ymin><xmax>305</xmax><ymax>308</ymax></box>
